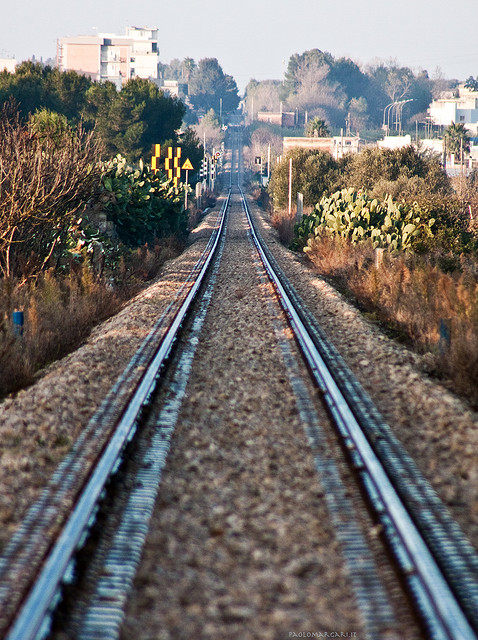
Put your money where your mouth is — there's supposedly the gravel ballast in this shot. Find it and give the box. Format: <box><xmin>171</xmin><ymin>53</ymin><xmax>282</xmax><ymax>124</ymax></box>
<box><xmin>120</xmin><ymin>193</ymin><xmax>420</xmax><ymax>639</ymax></box>
<box><xmin>1</xmin><ymin>187</ymin><xmax>477</xmax><ymax>638</ymax></box>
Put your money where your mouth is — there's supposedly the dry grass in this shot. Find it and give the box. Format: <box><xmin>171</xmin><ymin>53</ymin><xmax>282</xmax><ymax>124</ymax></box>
<box><xmin>304</xmin><ymin>236</ymin><xmax>478</xmax><ymax>405</ymax></box>
<box><xmin>0</xmin><ymin>271</ymin><xmax>123</xmax><ymax>396</ymax></box>
<box><xmin>0</xmin><ymin>241</ymin><xmax>182</xmax><ymax>399</ymax></box>
<box><xmin>270</xmin><ymin>209</ymin><xmax>297</xmax><ymax>247</ymax></box>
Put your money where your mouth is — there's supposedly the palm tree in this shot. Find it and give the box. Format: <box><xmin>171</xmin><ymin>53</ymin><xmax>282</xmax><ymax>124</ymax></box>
<box><xmin>182</xmin><ymin>58</ymin><xmax>196</xmax><ymax>83</ymax></box>
<box><xmin>304</xmin><ymin>117</ymin><xmax>330</xmax><ymax>138</ymax></box>
<box><xmin>444</xmin><ymin>122</ymin><xmax>471</xmax><ymax>163</ymax></box>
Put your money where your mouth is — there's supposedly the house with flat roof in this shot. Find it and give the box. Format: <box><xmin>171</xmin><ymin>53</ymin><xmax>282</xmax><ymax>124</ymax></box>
<box><xmin>428</xmin><ymin>85</ymin><xmax>478</xmax><ymax>135</ymax></box>
<box><xmin>283</xmin><ymin>135</ymin><xmax>361</xmax><ymax>160</ymax></box>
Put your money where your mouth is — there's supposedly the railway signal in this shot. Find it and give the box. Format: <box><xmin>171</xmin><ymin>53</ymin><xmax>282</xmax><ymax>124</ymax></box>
<box><xmin>164</xmin><ymin>147</ymin><xmax>182</xmax><ymax>186</ymax></box>
<box><xmin>182</xmin><ymin>158</ymin><xmax>194</xmax><ymax>210</ymax></box>
<box><xmin>151</xmin><ymin>144</ymin><xmax>161</xmax><ymax>173</ymax></box>
<box><xmin>200</xmin><ymin>157</ymin><xmax>208</xmax><ymax>178</ymax></box>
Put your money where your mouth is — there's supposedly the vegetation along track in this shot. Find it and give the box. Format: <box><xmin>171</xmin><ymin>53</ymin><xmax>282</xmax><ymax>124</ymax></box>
<box><xmin>0</xmin><ymin>131</ymin><xmax>478</xmax><ymax>639</ymax></box>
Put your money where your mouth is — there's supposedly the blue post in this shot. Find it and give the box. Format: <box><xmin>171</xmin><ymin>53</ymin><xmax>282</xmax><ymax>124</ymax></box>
<box><xmin>12</xmin><ymin>310</ymin><xmax>24</xmax><ymax>337</ymax></box>
<box><xmin>439</xmin><ymin>318</ymin><xmax>451</xmax><ymax>356</ymax></box>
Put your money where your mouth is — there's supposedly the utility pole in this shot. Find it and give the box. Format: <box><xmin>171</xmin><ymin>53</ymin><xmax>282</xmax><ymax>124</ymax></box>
<box><xmin>288</xmin><ymin>158</ymin><xmax>293</xmax><ymax>216</ymax></box>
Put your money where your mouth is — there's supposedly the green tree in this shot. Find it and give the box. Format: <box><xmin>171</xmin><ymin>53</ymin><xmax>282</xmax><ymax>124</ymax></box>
<box><xmin>282</xmin><ymin>49</ymin><xmax>381</xmax><ymax>128</ymax></box>
<box><xmin>342</xmin><ymin>145</ymin><xmax>451</xmax><ymax>212</ymax></box>
<box><xmin>0</xmin><ymin>62</ymin><xmax>93</xmax><ymax>122</ymax></box>
<box><xmin>268</xmin><ymin>148</ymin><xmax>339</xmax><ymax>210</ymax></box>
<box><xmin>46</xmin><ymin>68</ymin><xmax>92</xmax><ymax>121</ymax></box>
<box><xmin>83</xmin><ymin>78</ymin><xmax>185</xmax><ymax>162</ymax></box>
<box><xmin>189</xmin><ymin>58</ymin><xmax>239</xmax><ymax>114</ymax></box>
<box><xmin>0</xmin><ymin>61</ymin><xmax>53</xmax><ymax>118</ymax></box>
<box><xmin>176</xmin><ymin>127</ymin><xmax>204</xmax><ymax>182</ymax></box>
<box><xmin>28</xmin><ymin>108</ymin><xmax>72</xmax><ymax>147</ymax></box>
<box><xmin>464</xmin><ymin>76</ymin><xmax>478</xmax><ymax>91</ymax></box>
<box><xmin>444</xmin><ymin>122</ymin><xmax>471</xmax><ymax>162</ymax></box>
<box><xmin>304</xmin><ymin>117</ymin><xmax>330</xmax><ymax>137</ymax></box>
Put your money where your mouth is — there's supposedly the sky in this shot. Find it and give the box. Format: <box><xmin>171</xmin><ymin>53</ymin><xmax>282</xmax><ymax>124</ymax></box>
<box><xmin>2</xmin><ymin>0</ymin><xmax>478</xmax><ymax>93</ymax></box>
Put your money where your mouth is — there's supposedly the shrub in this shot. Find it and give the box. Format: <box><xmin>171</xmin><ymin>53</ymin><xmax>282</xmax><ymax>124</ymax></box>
<box><xmin>0</xmin><ymin>272</ymin><xmax>123</xmax><ymax>397</ymax></box>
<box><xmin>304</xmin><ymin>235</ymin><xmax>478</xmax><ymax>405</ymax></box>
<box><xmin>99</xmin><ymin>155</ymin><xmax>187</xmax><ymax>247</ymax></box>
<box><xmin>0</xmin><ymin>103</ymin><xmax>102</xmax><ymax>279</ymax></box>
<box><xmin>267</xmin><ymin>148</ymin><xmax>340</xmax><ymax>210</ymax></box>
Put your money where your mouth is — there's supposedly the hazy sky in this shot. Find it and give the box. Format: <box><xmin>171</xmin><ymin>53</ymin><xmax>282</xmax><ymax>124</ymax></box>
<box><xmin>2</xmin><ymin>0</ymin><xmax>478</xmax><ymax>92</ymax></box>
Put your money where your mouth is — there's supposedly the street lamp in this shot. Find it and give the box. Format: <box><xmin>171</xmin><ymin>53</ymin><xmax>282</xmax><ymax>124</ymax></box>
<box><xmin>383</xmin><ymin>102</ymin><xmax>395</xmax><ymax>134</ymax></box>
<box><xmin>394</xmin><ymin>99</ymin><xmax>414</xmax><ymax>135</ymax></box>
<box><xmin>383</xmin><ymin>100</ymin><xmax>414</xmax><ymax>135</ymax></box>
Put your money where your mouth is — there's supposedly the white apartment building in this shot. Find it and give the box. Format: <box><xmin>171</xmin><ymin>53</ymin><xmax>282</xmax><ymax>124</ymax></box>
<box><xmin>428</xmin><ymin>85</ymin><xmax>478</xmax><ymax>135</ymax></box>
<box><xmin>57</xmin><ymin>27</ymin><xmax>159</xmax><ymax>88</ymax></box>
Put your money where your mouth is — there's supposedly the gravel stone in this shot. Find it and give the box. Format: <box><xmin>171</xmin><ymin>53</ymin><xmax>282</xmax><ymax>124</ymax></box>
<box><xmin>3</xmin><ymin>189</ymin><xmax>475</xmax><ymax>637</ymax></box>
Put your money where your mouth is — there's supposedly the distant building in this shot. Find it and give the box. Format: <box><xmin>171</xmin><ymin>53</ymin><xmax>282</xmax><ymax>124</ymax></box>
<box><xmin>428</xmin><ymin>85</ymin><xmax>478</xmax><ymax>135</ymax></box>
<box><xmin>57</xmin><ymin>27</ymin><xmax>160</xmax><ymax>88</ymax></box>
<box><xmin>283</xmin><ymin>135</ymin><xmax>361</xmax><ymax>160</ymax></box>
<box><xmin>377</xmin><ymin>135</ymin><xmax>412</xmax><ymax>149</ymax></box>
<box><xmin>0</xmin><ymin>58</ymin><xmax>17</xmax><ymax>73</ymax></box>
<box><xmin>160</xmin><ymin>80</ymin><xmax>188</xmax><ymax>99</ymax></box>
<box><xmin>257</xmin><ymin>111</ymin><xmax>297</xmax><ymax>127</ymax></box>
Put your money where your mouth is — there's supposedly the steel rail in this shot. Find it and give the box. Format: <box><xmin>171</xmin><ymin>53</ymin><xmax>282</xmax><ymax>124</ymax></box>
<box><xmin>240</xmin><ymin>187</ymin><xmax>476</xmax><ymax>640</ymax></box>
<box><xmin>4</xmin><ymin>191</ymin><xmax>231</xmax><ymax>640</ymax></box>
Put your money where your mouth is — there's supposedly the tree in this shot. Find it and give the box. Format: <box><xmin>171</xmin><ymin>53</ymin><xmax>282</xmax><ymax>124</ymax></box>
<box><xmin>244</xmin><ymin>79</ymin><xmax>282</xmax><ymax>120</ymax></box>
<box><xmin>83</xmin><ymin>78</ymin><xmax>185</xmax><ymax>162</ymax></box>
<box><xmin>0</xmin><ymin>61</ymin><xmax>54</xmax><ymax>118</ymax></box>
<box><xmin>46</xmin><ymin>68</ymin><xmax>92</xmax><ymax>121</ymax></box>
<box><xmin>464</xmin><ymin>76</ymin><xmax>478</xmax><ymax>91</ymax></box>
<box><xmin>283</xmin><ymin>51</ymin><xmax>345</xmax><ymax>125</ymax></box>
<box><xmin>347</xmin><ymin>97</ymin><xmax>370</xmax><ymax>132</ymax></box>
<box><xmin>0</xmin><ymin>103</ymin><xmax>102</xmax><ymax>278</ymax></box>
<box><xmin>267</xmin><ymin>148</ymin><xmax>339</xmax><ymax>210</ymax></box>
<box><xmin>248</xmin><ymin>126</ymin><xmax>283</xmax><ymax>167</ymax></box>
<box><xmin>281</xmin><ymin>49</ymin><xmax>381</xmax><ymax>128</ymax></box>
<box><xmin>0</xmin><ymin>62</ymin><xmax>93</xmax><ymax>123</ymax></box>
<box><xmin>368</xmin><ymin>61</ymin><xmax>432</xmax><ymax>126</ymax></box>
<box><xmin>283</xmin><ymin>49</ymin><xmax>334</xmax><ymax>97</ymax></box>
<box><xmin>304</xmin><ymin>117</ymin><xmax>330</xmax><ymax>137</ymax></box>
<box><xmin>28</xmin><ymin>108</ymin><xmax>72</xmax><ymax>147</ymax></box>
<box><xmin>192</xmin><ymin>109</ymin><xmax>224</xmax><ymax>153</ymax></box>
<box><xmin>342</xmin><ymin>145</ymin><xmax>451</xmax><ymax>208</ymax></box>
<box><xmin>160</xmin><ymin>57</ymin><xmax>196</xmax><ymax>83</ymax></box>
<box><xmin>176</xmin><ymin>127</ymin><xmax>204</xmax><ymax>182</ymax></box>
<box><xmin>188</xmin><ymin>58</ymin><xmax>239</xmax><ymax>114</ymax></box>
<box><xmin>444</xmin><ymin>122</ymin><xmax>471</xmax><ymax>162</ymax></box>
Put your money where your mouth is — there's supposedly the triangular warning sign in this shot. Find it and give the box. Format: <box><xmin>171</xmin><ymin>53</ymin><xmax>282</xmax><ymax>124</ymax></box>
<box><xmin>182</xmin><ymin>158</ymin><xmax>194</xmax><ymax>170</ymax></box>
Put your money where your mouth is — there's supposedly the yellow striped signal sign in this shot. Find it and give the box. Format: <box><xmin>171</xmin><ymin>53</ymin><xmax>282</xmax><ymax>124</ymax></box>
<box><xmin>151</xmin><ymin>143</ymin><xmax>161</xmax><ymax>173</ymax></box>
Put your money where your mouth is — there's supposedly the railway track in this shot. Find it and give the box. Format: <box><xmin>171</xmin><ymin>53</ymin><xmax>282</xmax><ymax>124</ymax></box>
<box><xmin>0</xmin><ymin>129</ymin><xmax>478</xmax><ymax>639</ymax></box>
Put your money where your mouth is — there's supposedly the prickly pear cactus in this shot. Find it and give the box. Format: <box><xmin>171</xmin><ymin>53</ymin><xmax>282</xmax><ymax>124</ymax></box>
<box><xmin>293</xmin><ymin>188</ymin><xmax>434</xmax><ymax>254</ymax></box>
